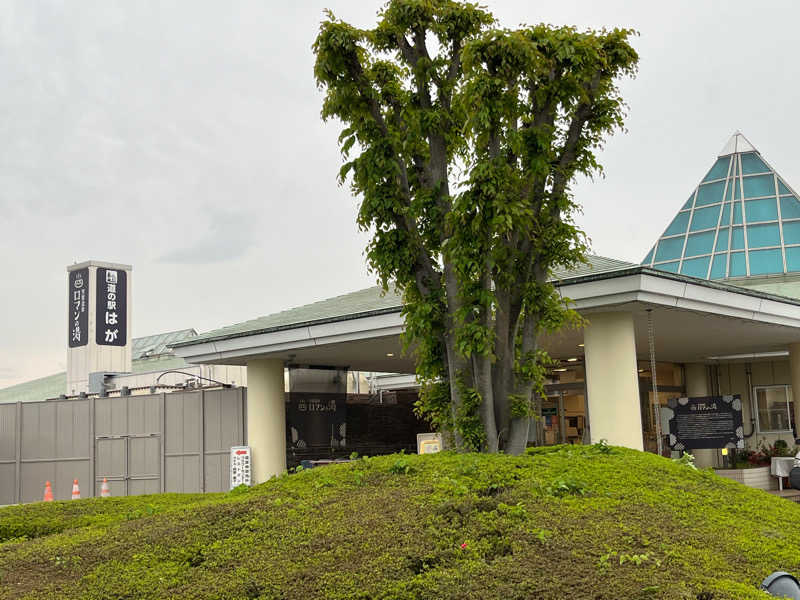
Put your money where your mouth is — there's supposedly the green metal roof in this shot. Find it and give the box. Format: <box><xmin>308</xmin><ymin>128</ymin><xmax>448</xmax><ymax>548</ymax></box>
<box><xmin>0</xmin><ymin>372</ymin><xmax>66</xmax><ymax>404</ymax></box>
<box><xmin>552</xmin><ymin>255</ymin><xmax>635</xmax><ymax>280</ymax></box>
<box><xmin>130</xmin><ymin>355</ymin><xmax>188</xmax><ymax>374</ymax></box>
<box><xmin>172</xmin><ymin>286</ymin><xmax>405</xmax><ymax>347</ymax></box>
<box><xmin>132</xmin><ymin>328</ymin><xmax>197</xmax><ymax>359</ymax></box>
<box><xmin>175</xmin><ymin>255</ymin><xmax>637</xmax><ymax>347</ymax></box>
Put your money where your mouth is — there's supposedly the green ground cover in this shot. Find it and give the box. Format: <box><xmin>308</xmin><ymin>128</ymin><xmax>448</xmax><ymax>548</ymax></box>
<box><xmin>0</xmin><ymin>445</ymin><xmax>798</xmax><ymax>599</ymax></box>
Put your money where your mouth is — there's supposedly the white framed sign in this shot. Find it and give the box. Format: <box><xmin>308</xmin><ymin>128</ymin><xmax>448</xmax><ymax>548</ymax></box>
<box><xmin>417</xmin><ymin>433</ymin><xmax>443</xmax><ymax>454</ymax></box>
<box><xmin>230</xmin><ymin>445</ymin><xmax>252</xmax><ymax>488</ymax></box>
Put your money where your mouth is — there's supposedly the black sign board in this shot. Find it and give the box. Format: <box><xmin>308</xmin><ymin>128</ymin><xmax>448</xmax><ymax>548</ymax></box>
<box><xmin>666</xmin><ymin>395</ymin><xmax>744</xmax><ymax>451</ymax></box>
<box><xmin>68</xmin><ymin>268</ymin><xmax>89</xmax><ymax>348</ymax></box>
<box><xmin>95</xmin><ymin>267</ymin><xmax>127</xmax><ymax>346</ymax></box>
<box><xmin>286</xmin><ymin>392</ymin><xmax>347</xmax><ymax>450</ymax></box>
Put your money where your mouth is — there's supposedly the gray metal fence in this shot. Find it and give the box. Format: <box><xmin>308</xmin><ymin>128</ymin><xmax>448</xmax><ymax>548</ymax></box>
<box><xmin>0</xmin><ymin>388</ymin><xmax>246</xmax><ymax>504</ymax></box>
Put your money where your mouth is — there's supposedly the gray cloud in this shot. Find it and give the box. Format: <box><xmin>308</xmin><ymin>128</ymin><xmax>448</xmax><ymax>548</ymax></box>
<box><xmin>158</xmin><ymin>211</ymin><xmax>258</xmax><ymax>264</ymax></box>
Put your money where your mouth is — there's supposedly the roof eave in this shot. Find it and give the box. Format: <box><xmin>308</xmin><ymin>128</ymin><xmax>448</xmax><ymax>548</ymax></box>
<box><xmin>169</xmin><ymin>305</ymin><xmax>405</xmax><ymax>348</ymax></box>
<box><xmin>555</xmin><ymin>265</ymin><xmax>800</xmax><ymax>308</ymax></box>
<box><xmin>174</xmin><ymin>264</ymin><xmax>800</xmax><ymax>351</ymax></box>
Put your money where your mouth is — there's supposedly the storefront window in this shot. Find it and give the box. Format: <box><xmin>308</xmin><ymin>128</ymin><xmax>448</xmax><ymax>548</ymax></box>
<box><xmin>755</xmin><ymin>385</ymin><xmax>794</xmax><ymax>433</ymax></box>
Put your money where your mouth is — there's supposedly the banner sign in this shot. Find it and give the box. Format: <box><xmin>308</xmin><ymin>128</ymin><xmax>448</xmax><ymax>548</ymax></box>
<box><xmin>665</xmin><ymin>395</ymin><xmax>744</xmax><ymax>451</ymax></box>
<box><xmin>230</xmin><ymin>446</ymin><xmax>252</xmax><ymax>488</ymax></box>
<box><xmin>96</xmin><ymin>268</ymin><xmax>127</xmax><ymax>346</ymax></box>
<box><xmin>68</xmin><ymin>268</ymin><xmax>89</xmax><ymax>348</ymax></box>
<box><xmin>287</xmin><ymin>392</ymin><xmax>347</xmax><ymax>451</ymax></box>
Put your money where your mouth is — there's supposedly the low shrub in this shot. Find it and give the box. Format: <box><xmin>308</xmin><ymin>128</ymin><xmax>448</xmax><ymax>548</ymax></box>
<box><xmin>1</xmin><ymin>448</ymin><xmax>799</xmax><ymax>599</ymax></box>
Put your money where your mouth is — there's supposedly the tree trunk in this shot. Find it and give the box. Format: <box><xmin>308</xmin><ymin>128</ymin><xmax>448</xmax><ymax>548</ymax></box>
<box><xmin>443</xmin><ymin>333</ymin><xmax>466</xmax><ymax>449</ymax></box>
<box><xmin>473</xmin><ymin>353</ymin><xmax>499</xmax><ymax>452</ymax></box>
<box><xmin>505</xmin><ymin>310</ymin><xmax>540</xmax><ymax>455</ymax></box>
<box><xmin>506</xmin><ymin>417</ymin><xmax>530</xmax><ymax>455</ymax></box>
<box><xmin>492</xmin><ymin>288</ymin><xmax>512</xmax><ymax>448</ymax></box>
<box><xmin>443</xmin><ymin>261</ymin><xmax>466</xmax><ymax>449</ymax></box>
<box><xmin>476</xmin><ymin>270</ymin><xmax>499</xmax><ymax>452</ymax></box>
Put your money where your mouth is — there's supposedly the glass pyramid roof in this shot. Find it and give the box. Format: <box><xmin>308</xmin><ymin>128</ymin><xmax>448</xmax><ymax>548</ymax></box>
<box><xmin>642</xmin><ymin>132</ymin><xmax>800</xmax><ymax>280</ymax></box>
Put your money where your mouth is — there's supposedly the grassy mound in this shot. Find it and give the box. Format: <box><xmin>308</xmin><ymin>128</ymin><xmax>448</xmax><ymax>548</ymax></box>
<box><xmin>1</xmin><ymin>445</ymin><xmax>798</xmax><ymax>599</ymax></box>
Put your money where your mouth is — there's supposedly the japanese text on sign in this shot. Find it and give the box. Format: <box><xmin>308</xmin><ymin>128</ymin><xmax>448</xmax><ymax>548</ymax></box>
<box><xmin>297</xmin><ymin>399</ymin><xmax>338</xmax><ymax>412</ymax></box>
<box><xmin>666</xmin><ymin>395</ymin><xmax>744</xmax><ymax>451</ymax></box>
<box><xmin>68</xmin><ymin>268</ymin><xmax>89</xmax><ymax>348</ymax></box>
<box><xmin>230</xmin><ymin>446</ymin><xmax>252</xmax><ymax>488</ymax></box>
<box><xmin>95</xmin><ymin>268</ymin><xmax>127</xmax><ymax>346</ymax></box>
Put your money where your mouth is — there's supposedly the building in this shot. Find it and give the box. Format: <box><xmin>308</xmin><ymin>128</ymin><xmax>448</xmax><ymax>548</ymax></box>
<box><xmin>171</xmin><ymin>132</ymin><xmax>800</xmax><ymax>479</ymax></box>
<box><xmin>4</xmin><ymin>132</ymin><xmax>800</xmax><ymax>496</ymax></box>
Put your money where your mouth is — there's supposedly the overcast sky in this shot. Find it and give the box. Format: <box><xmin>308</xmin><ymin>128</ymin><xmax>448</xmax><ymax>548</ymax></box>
<box><xmin>1</xmin><ymin>0</ymin><xmax>799</xmax><ymax>387</ymax></box>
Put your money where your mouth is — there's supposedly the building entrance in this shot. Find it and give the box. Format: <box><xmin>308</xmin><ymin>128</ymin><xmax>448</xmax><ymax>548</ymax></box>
<box><xmin>540</xmin><ymin>383</ymin><xmax>587</xmax><ymax>445</ymax></box>
<box><xmin>538</xmin><ymin>360</ymin><xmax>685</xmax><ymax>451</ymax></box>
<box><xmin>638</xmin><ymin>361</ymin><xmax>685</xmax><ymax>456</ymax></box>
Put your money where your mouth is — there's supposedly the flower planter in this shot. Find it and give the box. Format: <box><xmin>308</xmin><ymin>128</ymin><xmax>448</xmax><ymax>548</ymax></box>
<box><xmin>714</xmin><ymin>465</ymin><xmax>777</xmax><ymax>491</ymax></box>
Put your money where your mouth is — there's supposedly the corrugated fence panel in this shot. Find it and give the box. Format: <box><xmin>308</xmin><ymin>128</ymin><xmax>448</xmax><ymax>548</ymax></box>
<box><xmin>20</xmin><ymin>400</ymin><xmax>90</xmax><ymax>502</ymax></box>
<box><xmin>0</xmin><ymin>404</ymin><xmax>17</xmax><ymax>504</ymax></box>
<box><xmin>0</xmin><ymin>404</ymin><xmax>17</xmax><ymax>460</ymax></box>
<box><xmin>96</xmin><ymin>438</ymin><xmax>125</xmax><ymax>479</ymax></box>
<box><xmin>128</xmin><ymin>394</ymin><xmax>160</xmax><ymax>435</ymax></box>
<box><xmin>21</xmin><ymin>402</ymin><xmax>56</xmax><ymax>460</ymax></box>
<box><xmin>95</xmin><ymin>396</ymin><xmax>127</xmax><ymax>437</ymax></box>
<box><xmin>164</xmin><ymin>392</ymin><xmax>202</xmax><ymax>493</ymax></box>
<box><xmin>5</xmin><ymin>388</ymin><xmax>245</xmax><ymax>503</ymax></box>
<box><xmin>203</xmin><ymin>388</ymin><xmax>245</xmax><ymax>492</ymax></box>
<box><xmin>95</xmin><ymin>396</ymin><xmax>127</xmax><ymax>492</ymax></box>
<box><xmin>22</xmin><ymin>462</ymin><xmax>57</xmax><ymax>503</ymax></box>
<box><xmin>129</xmin><ymin>437</ymin><xmax>160</xmax><ymax>478</ymax></box>
<box><xmin>127</xmin><ymin>394</ymin><xmax>161</xmax><ymax>497</ymax></box>
<box><xmin>56</xmin><ymin>401</ymin><xmax>90</xmax><ymax>458</ymax></box>
<box><xmin>128</xmin><ymin>476</ymin><xmax>160</xmax><ymax>496</ymax></box>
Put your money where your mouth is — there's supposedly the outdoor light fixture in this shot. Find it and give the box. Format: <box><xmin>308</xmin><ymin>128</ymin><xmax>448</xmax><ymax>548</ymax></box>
<box><xmin>706</xmin><ymin>351</ymin><xmax>789</xmax><ymax>361</ymax></box>
<box><xmin>567</xmin><ymin>357</ymin><xmax>579</xmax><ymax>362</ymax></box>
<box><xmin>761</xmin><ymin>572</ymin><xmax>800</xmax><ymax>598</ymax></box>
<box><xmin>578</xmin><ymin>343</ymin><xmax>584</xmax><ymax>347</ymax></box>
<box><xmin>386</xmin><ymin>353</ymin><xmax>394</xmax><ymax>357</ymax></box>
<box><xmin>553</xmin><ymin>368</ymin><xmax>568</xmax><ymax>372</ymax></box>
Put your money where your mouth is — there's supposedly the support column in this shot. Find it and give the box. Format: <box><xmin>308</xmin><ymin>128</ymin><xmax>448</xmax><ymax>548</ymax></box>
<box><xmin>246</xmin><ymin>359</ymin><xmax>286</xmax><ymax>483</ymax></box>
<box><xmin>584</xmin><ymin>312</ymin><xmax>643</xmax><ymax>450</ymax></box>
<box><xmin>789</xmin><ymin>344</ymin><xmax>800</xmax><ymax>439</ymax></box>
<box><xmin>685</xmin><ymin>363</ymin><xmax>716</xmax><ymax>468</ymax></box>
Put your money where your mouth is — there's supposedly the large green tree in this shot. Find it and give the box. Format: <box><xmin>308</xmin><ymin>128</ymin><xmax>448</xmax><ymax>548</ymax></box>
<box><xmin>314</xmin><ymin>0</ymin><xmax>638</xmax><ymax>453</ymax></box>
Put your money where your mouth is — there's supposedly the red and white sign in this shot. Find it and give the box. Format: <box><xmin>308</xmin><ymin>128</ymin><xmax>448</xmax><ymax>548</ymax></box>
<box><xmin>230</xmin><ymin>445</ymin><xmax>252</xmax><ymax>488</ymax></box>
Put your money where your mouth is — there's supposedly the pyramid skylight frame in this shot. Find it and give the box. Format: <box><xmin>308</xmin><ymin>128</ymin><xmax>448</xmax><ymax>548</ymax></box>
<box><xmin>642</xmin><ymin>132</ymin><xmax>800</xmax><ymax>280</ymax></box>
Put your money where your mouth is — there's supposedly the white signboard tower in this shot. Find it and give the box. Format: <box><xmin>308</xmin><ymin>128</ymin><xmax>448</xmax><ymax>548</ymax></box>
<box><xmin>66</xmin><ymin>260</ymin><xmax>133</xmax><ymax>395</ymax></box>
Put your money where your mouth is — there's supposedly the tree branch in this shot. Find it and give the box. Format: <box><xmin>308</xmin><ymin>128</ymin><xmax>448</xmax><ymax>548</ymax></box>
<box><xmin>344</xmin><ymin>50</ymin><xmax>441</xmax><ymax>297</ymax></box>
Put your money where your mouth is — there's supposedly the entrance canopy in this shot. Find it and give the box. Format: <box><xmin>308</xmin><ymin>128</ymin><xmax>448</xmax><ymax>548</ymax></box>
<box><xmin>544</xmin><ymin>266</ymin><xmax>800</xmax><ymax>363</ymax></box>
<box><xmin>171</xmin><ymin>257</ymin><xmax>800</xmax><ymax>370</ymax></box>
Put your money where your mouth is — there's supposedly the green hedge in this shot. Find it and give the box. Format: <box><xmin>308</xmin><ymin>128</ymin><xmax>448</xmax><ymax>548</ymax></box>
<box><xmin>1</xmin><ymin>446</ymin><xmax>798</xmax><ymax>599</ymax></box>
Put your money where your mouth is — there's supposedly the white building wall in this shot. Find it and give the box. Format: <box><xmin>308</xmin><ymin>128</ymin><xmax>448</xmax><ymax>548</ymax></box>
<box><xmin>716</xmin><ymin>360</ymin><xmax>796</xmax><ymax>450</ymax></box>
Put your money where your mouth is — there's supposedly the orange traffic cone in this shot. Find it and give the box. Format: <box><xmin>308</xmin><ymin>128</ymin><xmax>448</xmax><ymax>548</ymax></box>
<box><xmin>100</xmin><ymin>477</ymin><xmax>111</xmax><ymax>498</ymax></box>
<box><xmin>43</xmin><ymin>480</ymin><xmax>54</xmax><ymax>502</ymax></box>
<box><xmin>71</xmin><ymin>479</ymin><xmax>80</xmax><ymax>500</ymax></box>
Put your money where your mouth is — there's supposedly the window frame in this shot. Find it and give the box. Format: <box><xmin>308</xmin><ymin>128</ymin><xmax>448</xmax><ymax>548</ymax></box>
<box><xmin>754</xmin><ymin>384</ymin><xmax>794</xmax><ymax>434</ymax></box>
